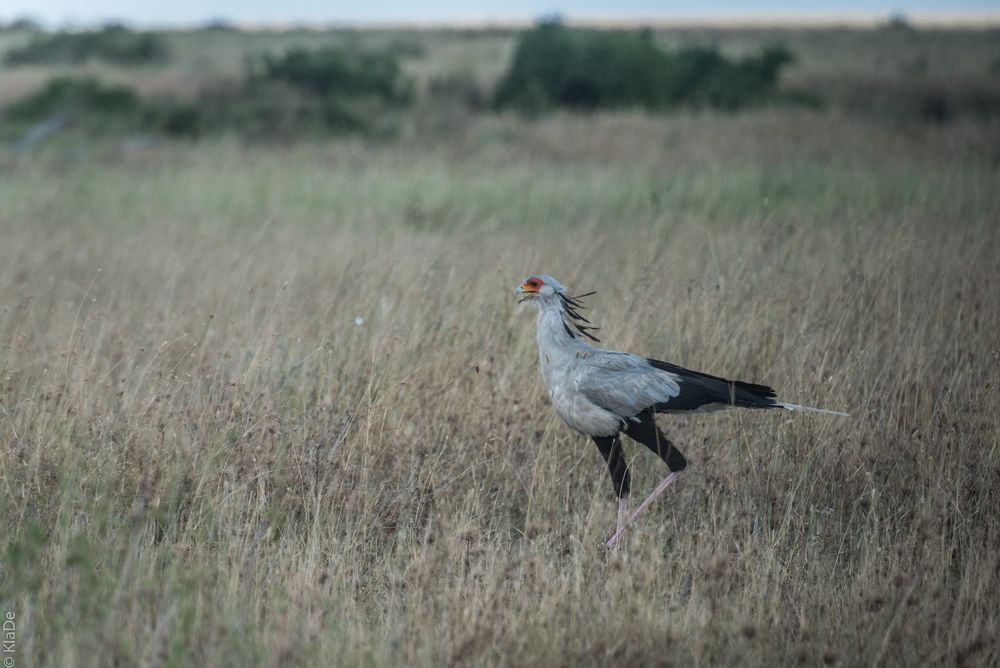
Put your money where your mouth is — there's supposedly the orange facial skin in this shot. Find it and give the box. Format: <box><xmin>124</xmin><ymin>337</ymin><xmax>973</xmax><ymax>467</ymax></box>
<box><xmin>520</xmin><ymin>277</ymin><xmax>544</xmax><ymax>293</ymax></box>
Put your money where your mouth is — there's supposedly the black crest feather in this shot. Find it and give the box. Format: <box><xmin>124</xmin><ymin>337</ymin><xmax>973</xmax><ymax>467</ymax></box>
<box><xmin>559</xmin><ymin>291</ymin><xmax>601</xmax><ymax>342</ymax></box>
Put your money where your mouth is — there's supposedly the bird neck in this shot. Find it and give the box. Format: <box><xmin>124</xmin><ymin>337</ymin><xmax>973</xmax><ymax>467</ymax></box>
<box><xmin>535</xmin><ymin>299</ymin><xmax>582</xmax><ymax>354</ymax></box>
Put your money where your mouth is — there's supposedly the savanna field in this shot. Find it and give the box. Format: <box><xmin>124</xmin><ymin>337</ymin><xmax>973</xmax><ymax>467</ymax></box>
<box><xmin>1</xmin><ymin>23</ymin><xmax>999</xmax><ymax>666</ymax></box>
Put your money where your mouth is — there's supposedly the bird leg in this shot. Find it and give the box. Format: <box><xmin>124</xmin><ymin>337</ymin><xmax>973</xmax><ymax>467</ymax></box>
<box><xmin>605</xmin><ymin>471</ymin><xmax>681</xmax><ymax>548</ymax></box>
<box><xmin>593</xmin><ymin>435</ymin><xmax>632</xmax><ymax>547</ymax></box>
<box><xmin>627</xmin><ymin>471</ymin><xmax>680</xmax><ymax>526</ymax></box>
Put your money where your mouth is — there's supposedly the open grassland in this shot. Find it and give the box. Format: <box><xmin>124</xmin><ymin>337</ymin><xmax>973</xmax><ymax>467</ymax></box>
<box><xmin>2</xmin><ymin>26</ymin><xmax>1000</xmax><ymax>667</ymax></box>
<box><xmin>2</xmin><ymin>109</ymin><xmax>999</xmax><ymax>666</ymax></box>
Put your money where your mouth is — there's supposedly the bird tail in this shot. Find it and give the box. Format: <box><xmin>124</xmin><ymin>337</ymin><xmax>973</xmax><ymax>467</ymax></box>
<box><xmin>645</xmin><ymin>358</ymin><xmax>849</xmax><ymax>417</ymax></box>
<box><xmin>777</xmin><ymin>402</ymin><xmax>849</xmax><ymax>417</ymax></box>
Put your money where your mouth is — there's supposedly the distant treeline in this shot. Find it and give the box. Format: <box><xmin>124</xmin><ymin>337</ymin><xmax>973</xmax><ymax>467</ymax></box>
<box><xmin>3</xmin><ymin>21</ymin><xmax>999</xmax><ymax>145</ymax></box>
<box><xmin>1</xmin><ymin>23</ymin><xmax>802</xmax><ymax>143</ymax></box>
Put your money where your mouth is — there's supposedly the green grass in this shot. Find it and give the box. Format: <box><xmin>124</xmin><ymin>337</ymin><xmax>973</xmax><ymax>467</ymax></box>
<box><xmin>1</xmin><ymin>27</ymin><xmax>999</xmax><ymax>667</ymax></box>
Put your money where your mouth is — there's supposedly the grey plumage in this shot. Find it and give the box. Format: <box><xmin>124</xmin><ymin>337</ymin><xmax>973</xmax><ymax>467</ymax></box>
<box><xmin>518</xmin><ymin>274</ymin><xmax>812</xmax><ymax>438</ymax></box>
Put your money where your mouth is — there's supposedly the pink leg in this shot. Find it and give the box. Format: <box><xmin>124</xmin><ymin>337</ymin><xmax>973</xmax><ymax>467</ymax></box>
<box><xmin>616</xmin><ymin>498</ymin><xmax>629</xmax><ymax>535</ymax></box>
<box><xmin>605</xmin><ymin>472</ymin><xmax>681</xmax><ymax>548</ymax></box>
<box><xmin>606</xmin><ymin>497</ymin><xmax>629</xmax><ymax>548</ymax></box>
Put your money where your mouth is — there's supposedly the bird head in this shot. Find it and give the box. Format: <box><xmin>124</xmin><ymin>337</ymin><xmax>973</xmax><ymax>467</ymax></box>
<box><xmin>516</xmin><ymin>274</ymin><xmax>566</xmax><ymax>304</ymax></box>
<box><xmin>516</xmin><ymin>275</ymin><xmax>601</xmax><ymax>341</ymax></box>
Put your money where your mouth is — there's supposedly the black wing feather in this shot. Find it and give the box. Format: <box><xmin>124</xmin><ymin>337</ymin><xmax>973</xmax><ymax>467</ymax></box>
<box><xmin>646</xmin><ymin>358</ymin><xmax>778</xmax><ymax>412</ymax></box>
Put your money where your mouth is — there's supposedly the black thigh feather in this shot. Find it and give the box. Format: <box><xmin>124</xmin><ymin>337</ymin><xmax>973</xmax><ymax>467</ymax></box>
<box><xmin>592</xmin><ymin>435</ymin><xmax>630</xmax><ymax>498</ymax></box>
<box><xmin>623</xmin><ymin>409</ymin><xmax>687</xmax><ymax>472</ymax></box>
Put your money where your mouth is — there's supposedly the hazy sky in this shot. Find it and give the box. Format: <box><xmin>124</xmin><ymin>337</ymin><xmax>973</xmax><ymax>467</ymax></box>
<box><xmin>4</xmin><ymin>1</ymin><xmax>999</xmax><ymax>28</ymax></box>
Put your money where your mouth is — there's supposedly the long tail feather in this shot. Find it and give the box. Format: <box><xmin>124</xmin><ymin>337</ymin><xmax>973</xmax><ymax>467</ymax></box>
<box><xmin>778</xmin><ymin>402</ymin><xmax>849</xmax><ymax>417</ymax></box>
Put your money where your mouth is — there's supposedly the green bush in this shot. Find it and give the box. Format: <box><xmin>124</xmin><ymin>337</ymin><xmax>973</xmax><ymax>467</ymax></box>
<box><xmin>0</xmin><ymin>77</ymin><xmax>146</xmax><ymax>145</ymax></box>
<box><xmin>2</xmin><ymin>42</ymin><xmax>415</xmax><ymax>143</ymax></box>
<box><xmin>494</xmin><ymin>21</ymin><xmax>795</xmax><ymax>113</ymax></box>
<box><xmin>673</xmin><ymin>45</ymin><xmax>795</xmax><ymax>110</ymax></box>
<box><xmin>148</xmin><ymin>45</ymin><xmax>412</xmax><ymax>139</ymax></box>
<box><xmin>152</xmin><ymin>46</ymin><xmax>414</xmax><ymax>139</ymax></box>
<box><xmin>4</xmin><ymin>76</ymin><xmax>140</xmax><ymax>124</ymax></box>
<box><xmin>148</xmin><ymin>81</ymin><xmax>371</xmax><ymax>140</ymax></box>
<box><xmin>254</xmin><ymin>46</ymin><xmax>412</xmax><ymax>105</ymax></box>
<box><xmin>3</xmin><ymin>25</ymin><xmax>169</xmax><ymax>66</ymax></box>
<box><xmin>494</xmin><ymin>23</ymin><xmax>672</xmax><ymax>110</ymax></box>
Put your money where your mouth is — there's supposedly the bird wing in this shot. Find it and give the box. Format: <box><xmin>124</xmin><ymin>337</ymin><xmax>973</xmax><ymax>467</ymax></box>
<box><xmin>575</xmin><ymin>351</ymin><xmax>681</xmax><ymax>418</ymax></box>
<box><xmin>577</xmin><ymin>351</ymin><xmax>781</xmax><ymax>417</ymax></box>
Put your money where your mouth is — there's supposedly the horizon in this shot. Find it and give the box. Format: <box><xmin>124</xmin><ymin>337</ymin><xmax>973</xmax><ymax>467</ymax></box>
<box><xmin>4</xmin><ymin>2</ymin><xmax>1000</xmax><ymax>30</ymax></box>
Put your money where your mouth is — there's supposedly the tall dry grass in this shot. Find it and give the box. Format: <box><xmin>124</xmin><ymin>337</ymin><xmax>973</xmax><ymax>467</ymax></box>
<box><xmin>1</xmin><ymin>110</ymin><xmax>998</xmax><ymax>665</ymax></box>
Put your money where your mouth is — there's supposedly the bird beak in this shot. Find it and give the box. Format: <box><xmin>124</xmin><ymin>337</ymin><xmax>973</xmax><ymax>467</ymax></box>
<box><xmin>516</xmin><ymin>281</ymin><xmax>538</xmax><ymax>303</ymax></box>
<box><xmin>518</xmin><ymin>281</ymin><xmax>538</xmax><ymax>294</ymax></box>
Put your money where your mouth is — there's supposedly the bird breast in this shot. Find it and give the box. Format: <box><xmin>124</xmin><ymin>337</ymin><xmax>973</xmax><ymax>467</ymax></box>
<box><xmin>539</xmin><ymin>349</ymin><xmax>622</xmax><ymax>437</ymax></box>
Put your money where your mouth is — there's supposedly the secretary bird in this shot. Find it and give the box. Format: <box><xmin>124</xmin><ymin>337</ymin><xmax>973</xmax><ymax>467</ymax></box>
<box><xmin>516</xmin><ymin>274</ymin><xmax>847</xmax><ymax>548</ymax></box>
